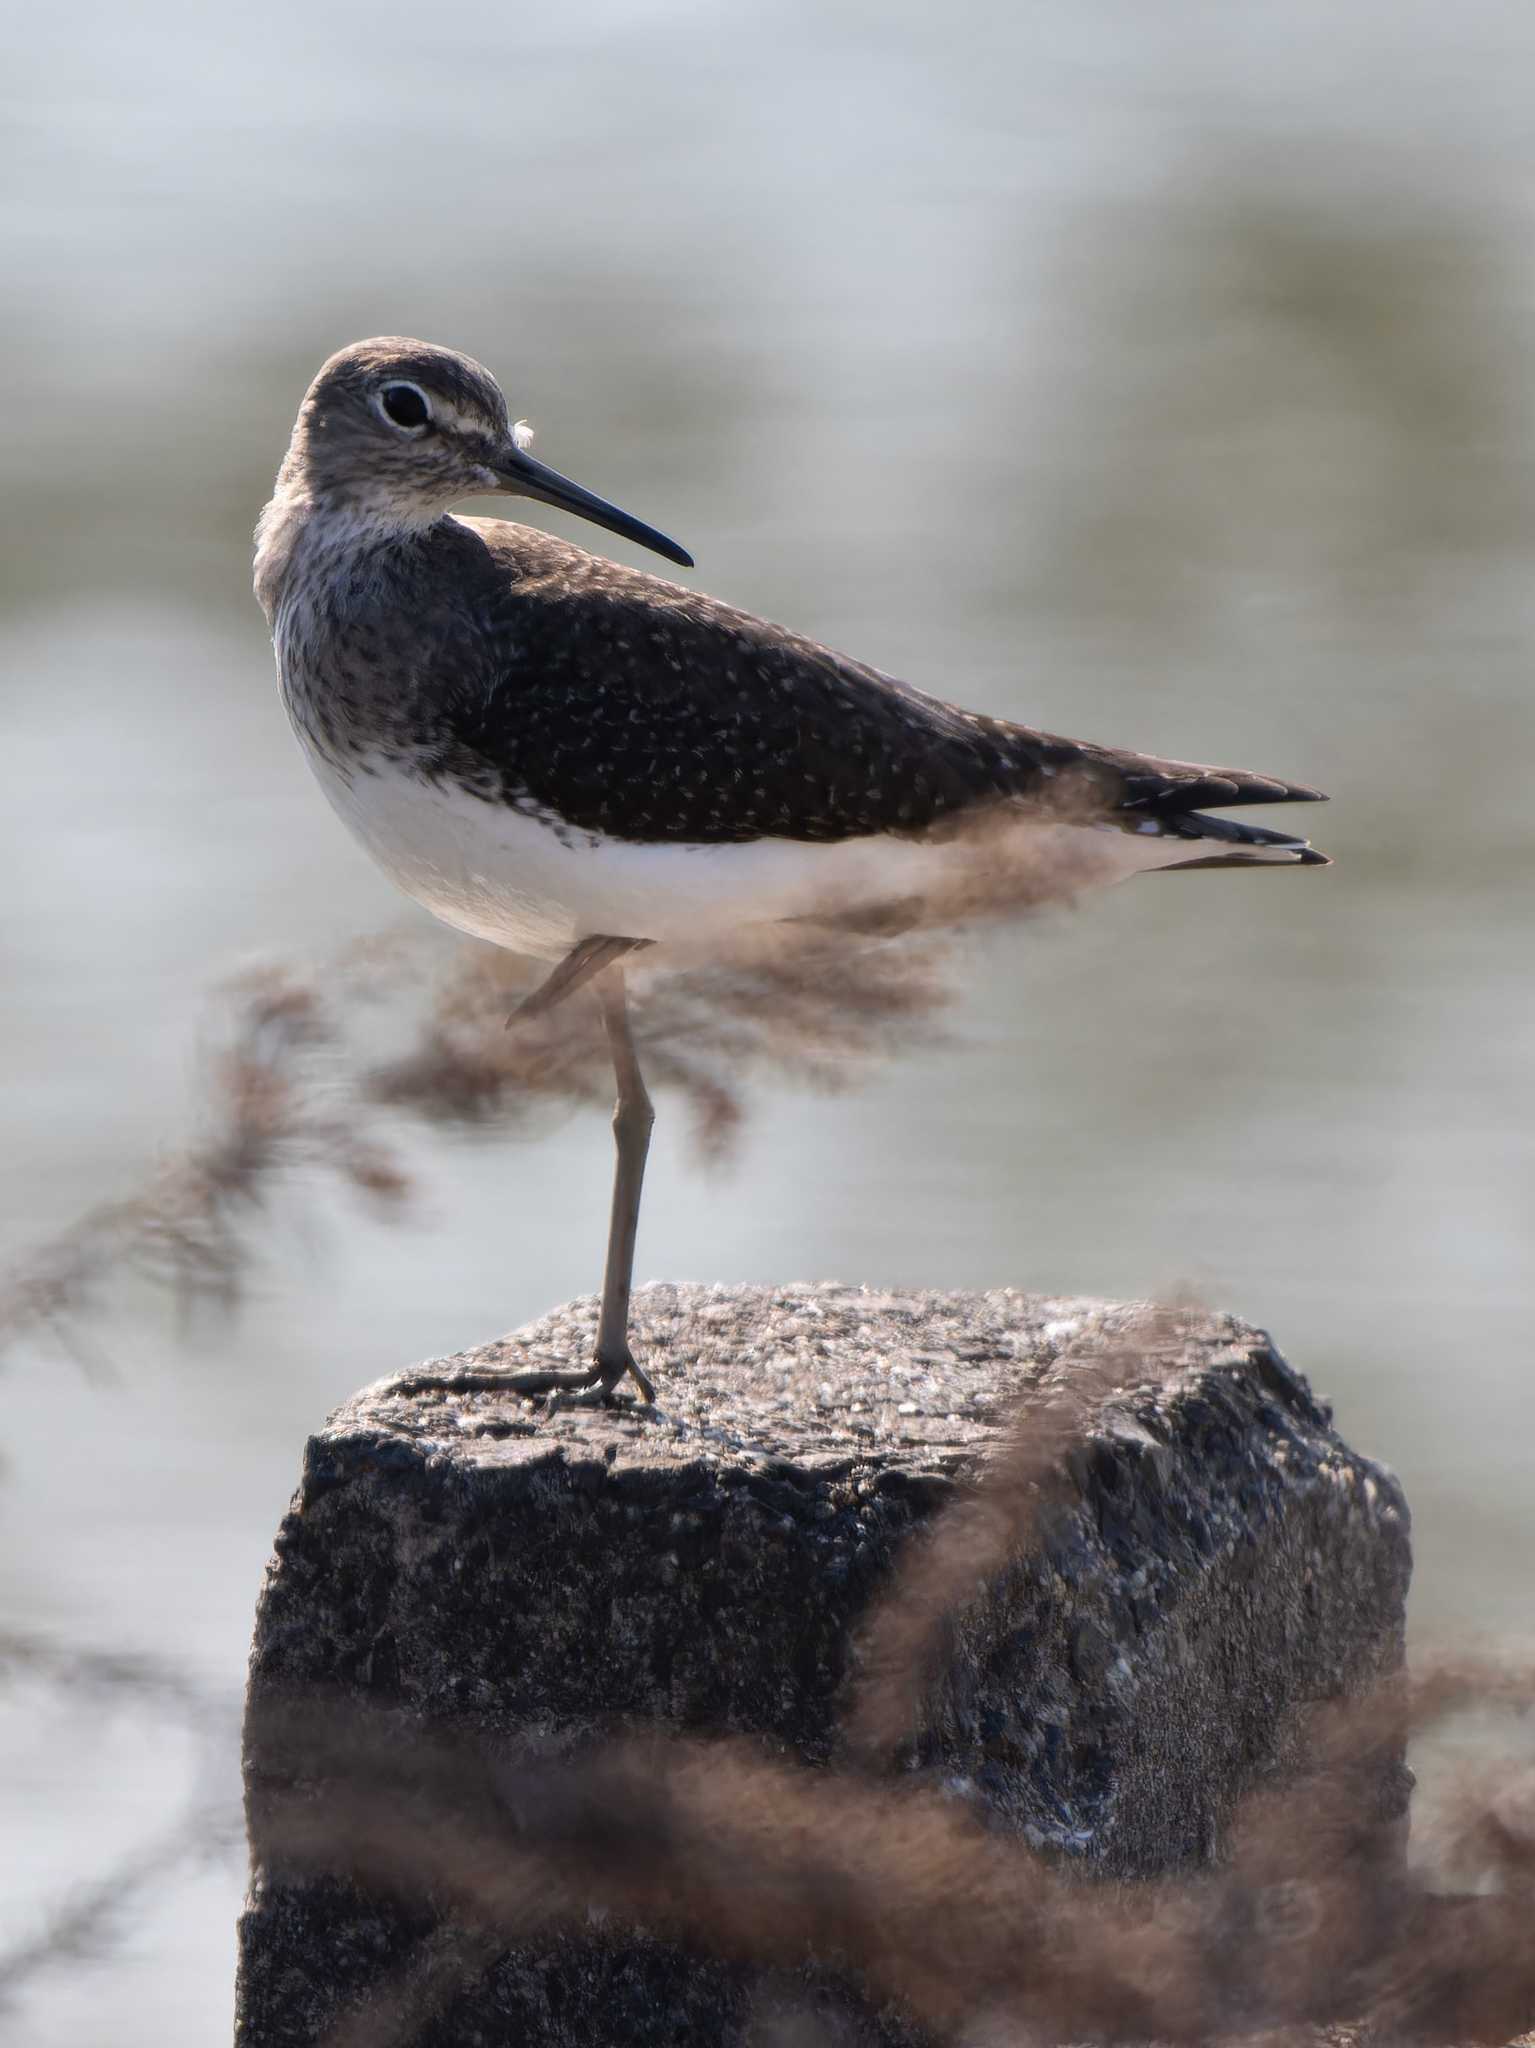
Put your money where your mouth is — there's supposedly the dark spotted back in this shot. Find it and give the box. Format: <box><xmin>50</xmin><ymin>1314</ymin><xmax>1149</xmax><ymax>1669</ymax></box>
<box><xmin>302</xmin><ymin>515</ymin><xmax>1324</xmax><ymax>846</ymax></box>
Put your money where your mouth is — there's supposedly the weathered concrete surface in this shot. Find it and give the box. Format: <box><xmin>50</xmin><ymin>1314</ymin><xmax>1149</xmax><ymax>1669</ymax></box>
<box><xmin>236</xmin><ymin>1283</ymin><xmax>1411</xmax><ymax>2046</ymax></box>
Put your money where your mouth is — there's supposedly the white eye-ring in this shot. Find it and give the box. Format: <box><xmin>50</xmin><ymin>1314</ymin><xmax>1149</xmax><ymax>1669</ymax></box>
<box><xmin>377</xmin><ymin>382</ymin><xmax>432</xmax><ymax>433</ymax></box>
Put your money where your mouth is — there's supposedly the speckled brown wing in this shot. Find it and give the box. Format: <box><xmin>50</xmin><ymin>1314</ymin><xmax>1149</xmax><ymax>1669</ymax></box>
<box><xmin>429</xmin><ymin>520</ymin><xmax>1324</xmax><ymax>847</ymax></box>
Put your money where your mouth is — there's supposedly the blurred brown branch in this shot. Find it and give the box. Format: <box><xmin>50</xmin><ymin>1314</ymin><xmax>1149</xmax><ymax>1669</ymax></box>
<box><xmin>843</xmin><ymin>1305</ymin><xmax>1193</xmax><ymax>1767</ymax></box>
<box><xmin>0</xmin><ymin>1629</ymin><xmax>241</xmax><ymax>2006</ymax></box>
<box><xmin>0</xmin><ymin>809</ymin><xmax>1107</xmax><ymax>1365</ymax></box>
<box><xmin>0</xmin><ymin>973</ymin><xmax>409</xmax><ymax>1363</ymax></box>
<box><xmin>0</xmin><ymin>1811</ymin><xmax>235</xmax><ymax>2008</ymax></box>
<box><xmin>0</xmin><ymin>1626</ymin><xmax>229</xmax><ymax>1727</ymax></box>
<box><xmin>251</xmin><ymin>1660</ymin><xmax>1534</xmax><ymax>2048</ymax></box>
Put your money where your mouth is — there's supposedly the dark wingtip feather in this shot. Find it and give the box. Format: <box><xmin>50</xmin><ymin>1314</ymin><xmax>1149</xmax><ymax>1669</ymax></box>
<box><xmin>1164</xmin><ymin>772</ymin><xmax>1329</xmax><ymax>809</ymax></box>
<box><xmin>1116</xmin><ymin>761</ymin><xmax>1329</xmax><ymax>812</ymax></box>
<box><xmin>1159</xmin><ymin>841</ymin><xmax>1332</xmax><ymax>871</ymax></box>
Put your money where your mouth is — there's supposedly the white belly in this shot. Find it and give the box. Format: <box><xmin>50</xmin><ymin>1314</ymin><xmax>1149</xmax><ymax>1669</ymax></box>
<box><xmin>310</xmin><ymin>749</ymin><xmax>1164</xmax><ymax>961</ymax></box>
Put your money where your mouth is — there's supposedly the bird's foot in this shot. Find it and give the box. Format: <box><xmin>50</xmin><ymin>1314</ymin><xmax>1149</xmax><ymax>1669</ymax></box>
<box><xmin>487</xmin><ymin>1345</ymin><xmax>655</xmax><ymax>1410</ymax></box>
<box><xmin>390</xmin><ymin>1363</ymin><xmax>595</xmax><ymax>1404</ymax></box>
<box><xmin>495</xmin><ymin>1363</ymin><xmax>611</xmax><ymax>1400</ymax></box>
<box><xmin>606</xmin><ymin>1344</ymin><xmax>656</xmax><ymax>1404</ymax></box>
<box><xmin>390</xmin><ymin>1346</ymin><xmax>655</xmax><ymax>1410</ymax></box>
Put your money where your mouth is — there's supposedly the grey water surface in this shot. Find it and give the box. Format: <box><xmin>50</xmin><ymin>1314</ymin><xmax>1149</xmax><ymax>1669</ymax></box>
<box><xmin>3</xmin><ymin>2</ymin><xmax>1533</xmax><ymax>2040</ymax></box>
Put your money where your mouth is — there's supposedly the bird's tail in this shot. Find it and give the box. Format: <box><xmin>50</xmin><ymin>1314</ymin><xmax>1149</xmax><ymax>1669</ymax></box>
<box><xmin>1137</xmin><ymin>810</ymin><xmax>1330</xmax><ymax>871</ymax></box>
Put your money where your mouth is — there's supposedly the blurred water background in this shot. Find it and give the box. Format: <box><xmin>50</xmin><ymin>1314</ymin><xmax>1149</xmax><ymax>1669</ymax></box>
<box><xmin>3</xmin><ymin>1</ymin><xmax>1533</xmax><ymax>2039</ymax></box>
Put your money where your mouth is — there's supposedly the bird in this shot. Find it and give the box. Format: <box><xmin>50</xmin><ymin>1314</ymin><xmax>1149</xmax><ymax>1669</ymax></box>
<box><xmin>255</xmin><ymin>336</ymin><xmax>1328</xmax><ymax>1406</ymax></box>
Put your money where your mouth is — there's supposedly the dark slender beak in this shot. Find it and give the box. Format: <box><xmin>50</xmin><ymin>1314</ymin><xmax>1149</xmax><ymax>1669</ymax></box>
<box><xmin>493</xmin><ymin>442</ymin><xmax>693</xmax><ymax>570</ymax></box>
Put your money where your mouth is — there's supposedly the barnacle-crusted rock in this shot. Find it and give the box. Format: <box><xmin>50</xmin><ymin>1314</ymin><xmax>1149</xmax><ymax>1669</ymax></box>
<box><xmin>236</xmin><ymin>1283</ymin><xmax>1410</xmax><ymax>2046</ymax></box>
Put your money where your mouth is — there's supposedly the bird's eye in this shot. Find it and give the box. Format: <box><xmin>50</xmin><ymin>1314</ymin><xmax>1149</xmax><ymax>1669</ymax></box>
<box><xmin>379</xmin><ymin>383</ymin><xmax>430</xmax><ymax>431</ymax></box>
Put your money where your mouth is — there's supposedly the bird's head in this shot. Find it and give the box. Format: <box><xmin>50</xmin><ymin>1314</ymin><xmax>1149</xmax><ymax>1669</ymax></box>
<box><xmin>276</xmin><ymin>336</ymin><xmax>692</xmax><ymax>567</ymax></box>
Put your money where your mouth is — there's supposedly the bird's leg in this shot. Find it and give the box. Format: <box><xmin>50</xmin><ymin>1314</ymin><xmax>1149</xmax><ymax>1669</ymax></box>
<box><xmin>426</xmin><ymin>943</ymin><xmax>656</xmax><ymax>1406</ymax></box>
<box><xmin>590</xmin><ymin>965</ymin><xmax>656</xmax><ymax>1400</ymax></box>
<box><xmin>515</xmin><ymin>934</ymin><xmax>652</xmax><ymax>1020</ymax></box>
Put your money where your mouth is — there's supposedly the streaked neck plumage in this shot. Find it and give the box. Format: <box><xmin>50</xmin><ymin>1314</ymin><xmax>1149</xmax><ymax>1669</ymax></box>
<box><xmin>253</xmin><ymin>430</ymin><xmax>450</xmax><ymax>623</ymax></box>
